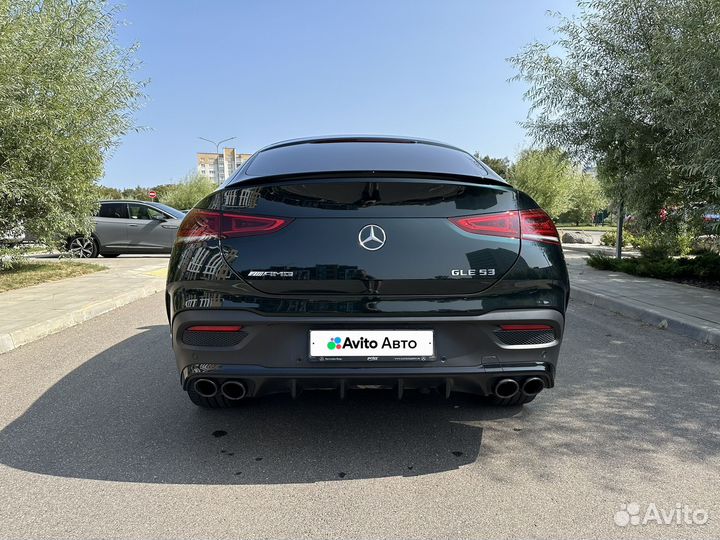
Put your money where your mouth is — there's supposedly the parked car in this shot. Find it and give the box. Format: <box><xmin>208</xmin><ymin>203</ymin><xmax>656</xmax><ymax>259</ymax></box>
<box><xmin>166</xmin><ymin>136</ymin><xmax>570</xmax><ymax>408</ymax></box>
<box><xmin>703</xmin><ymin>207</ymin><xmax>720</xmax><ymax>223</ymax></box>
<box><xmin>0</xmin><ymin>225</ymin><xmax>26</xmax><ymax>246</ymax></box>
<box><xmin>67</xmin><ymin>200</ymin><xmax>186</xmax><ymax>258</ymax></box>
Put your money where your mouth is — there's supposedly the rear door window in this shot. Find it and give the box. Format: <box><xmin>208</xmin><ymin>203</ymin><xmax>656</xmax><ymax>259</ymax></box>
<box><xmin>98</xmin><ymin>203</ymin><xmax>128</xmax><ymax>219</ymax></box>
<box><xmin>128</xmin><ymin>204</ymin><xmax>167</xmax><ymax>220</ymax></box>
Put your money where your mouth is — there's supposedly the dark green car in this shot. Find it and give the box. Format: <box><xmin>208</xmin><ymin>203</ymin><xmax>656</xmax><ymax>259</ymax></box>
<box><xmin>166</xmin><ymin>136</ymin><xmax>570</xmax><ymax>408</ymax></box>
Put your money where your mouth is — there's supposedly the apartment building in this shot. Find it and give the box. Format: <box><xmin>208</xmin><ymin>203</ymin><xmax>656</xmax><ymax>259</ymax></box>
<box><xmin>197</xmin><ymin>147</ymin><xmax>252</xmax><ymax>183</ymax></box>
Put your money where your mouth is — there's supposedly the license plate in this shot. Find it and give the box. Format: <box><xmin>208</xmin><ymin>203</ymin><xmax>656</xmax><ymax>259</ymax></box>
<box><xmin>309</xmin><ymin>330</ymin><xmax>434</xmax><ymax>359</ymax></box>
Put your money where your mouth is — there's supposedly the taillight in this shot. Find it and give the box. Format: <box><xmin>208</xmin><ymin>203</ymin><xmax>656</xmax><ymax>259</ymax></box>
<box><xmin>176</xmin><ymin>210</ymin><xmax>221</xmax><ymax>241</ymax></box>
<box><xmin>177</xmin><ymin>209</ymin><xmax>292</xmax><ymax>242</ymax></box>
<box><xmin>222</xmin><ymin>213</ymin><xmax>291</xmax><ymax>237</ymax></box>
<box><xmin>519</xmin><ymin>209</ymin><xmax>560</xmax><ymax>244</ymax></box>
<box><xmin>449</xmin><ymin>211</ymin><xmax>520</xmax><ymax>238</ymax></box>
<box><xmin>449</xmin><ymin>208</ymin><xmax>560</xmax><ymax>245</ymax></box>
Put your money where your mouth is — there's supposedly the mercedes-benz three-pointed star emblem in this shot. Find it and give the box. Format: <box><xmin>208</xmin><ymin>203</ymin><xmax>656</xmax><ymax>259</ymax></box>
<box><xmin>358</xmin><ymin>224</ymin><xmax>386</xmax><ymax>251</ymax></box>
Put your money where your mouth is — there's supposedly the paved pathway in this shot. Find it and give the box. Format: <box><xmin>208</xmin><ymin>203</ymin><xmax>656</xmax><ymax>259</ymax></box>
<box><xmin>0</xmin><ymin>255</ymin><xmax>168</xmax><ymax>353</ymax></box>
<box><xmin>564</xmin><ymin>248</ymin><xmax>720</xmax><ymax>345</ymax></box>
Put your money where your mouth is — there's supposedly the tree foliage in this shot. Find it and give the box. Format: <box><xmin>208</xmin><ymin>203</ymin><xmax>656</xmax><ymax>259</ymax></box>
<box><xmin>161</xmin><ymin>172</ymin><xmax>217</xmax><ymax>211</ymax></box>
<box><xmin>0</xmin><ymin>0</ymin><xmax>144</xmax><ymax>245</ymax></box>
<box><xmin>563</xmin><ymin>173</ymin><xmax>608</xmax><ymax>225</ymax></box>
<box><xmin>509</xmin><ymin>0</ymin><xmax>720</xmax><ymax>226</ymax></box>
<box><xmin>473</xmin><ymin>153</ymin><xmax>511</xmax><ymax>178</ymax></box>
<box><xmin>508</xmin><ymin>148</ymin><xmax>577</xmax><ymax>218</ymax></box>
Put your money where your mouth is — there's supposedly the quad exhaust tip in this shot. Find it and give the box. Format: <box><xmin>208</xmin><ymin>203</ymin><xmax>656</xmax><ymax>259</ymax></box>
<box><xmin>494</xmin><ymin>377</ymin><xmax>546</xmax><ymax>399</ymax></box>
<box><xmin>221</xmin><ymin>380</ymin><xmax>247</xmax><ymax>401</ymax></box>
<box><xmin>522</xmin><ymin>377</ymin><xmax>545</xmax><ymax>396</ymax></box>
<box><xmin>494</xmin><ymin>378</ymin><xmax>520</xmax><ymax>399</ymax></box>
<box><xmin>193</xmin><ymin>378</ymin><xmax>218</xmax><ymax>398</ymax></box>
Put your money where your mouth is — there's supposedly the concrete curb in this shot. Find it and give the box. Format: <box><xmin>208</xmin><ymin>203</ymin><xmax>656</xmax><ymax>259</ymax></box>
<box><xmin>0</xmin><ymin>282</ymin><xmax>165</xmax><ymax>354</ymax></box>
<box><xmin>571</xmin><ymin>286</ymin><xmax>720</xmax><ymax>347</ymax></box>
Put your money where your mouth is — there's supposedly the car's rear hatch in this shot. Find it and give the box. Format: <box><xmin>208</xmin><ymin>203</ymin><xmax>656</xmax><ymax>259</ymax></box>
<box><xmin>216</xmin><ymin>179</ymin><xmax>521</xmax><ymax>296</ymax></box>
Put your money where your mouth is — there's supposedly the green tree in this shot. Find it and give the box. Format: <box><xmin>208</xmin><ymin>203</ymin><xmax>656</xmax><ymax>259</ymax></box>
<box><xmin>0</xmin><ymin>0</ymin><xmax>144</xmax><ymax>246</ymax></box>
<box><xmin>509</xmin><ymin>0</ymin><xmax>720</xmax><ymax>226</ymax></box>
<box><xmin>562</xmin><ymin>173</ymin><xmax>608</xmax><ymax>226</ymax></box>
<box><xmin>96</xmin><ymin>186</ymin><xmax>122</xmax><ymax>200</ymax></box>
<box><xmin>473</xmin><ymin>153</ymin><xmax>511</xmax><ymax>178</ymax></box>
<box><xmin>508</xmin><ymin>148</ymin><xmax>576</xmax><ymax>218</ymax></box>
<box><xmin>162</xmin><ymin>172</ymin><xmax>217</xmax><ymax>211</ymax></box>
<box><xmin>120</xmin><ymin>186</ymin><xmax>151</xmax><ymax>201</ymax></box>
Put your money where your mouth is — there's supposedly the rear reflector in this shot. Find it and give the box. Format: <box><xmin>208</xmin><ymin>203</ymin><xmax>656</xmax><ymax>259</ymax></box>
<box><xmin>449</xmin><ymin>208</ymin><xmax>560</xmax><ymax>245</ymax></box>
<box><xmin>177</xmin><ymin>209</ymin><xmax>292</xmax><ymax>242</ymax></box>
<box><xmin>499</xmin><ymin>324</ymin><xmax>553</xmax><ymax>331</ymax></box>
<box><xmin>187</xmin><ymin>325</ymin><xmax>243</xmax><ymax>332</ymax></box>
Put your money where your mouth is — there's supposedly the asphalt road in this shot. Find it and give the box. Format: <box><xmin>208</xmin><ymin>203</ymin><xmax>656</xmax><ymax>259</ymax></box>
<box><xmin>0</xmin><ymin>294</ymin><xmax>718</xmax><ymax>539</ymax></box>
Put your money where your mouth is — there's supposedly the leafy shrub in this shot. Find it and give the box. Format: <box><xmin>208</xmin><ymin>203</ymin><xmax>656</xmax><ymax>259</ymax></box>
<box><xmin>633</xmin><ymin>230</ymin><xmax>695</xmax><ymax>259</ymax></box>
<box><xmin>587</xmin><ymin>252</ymin><xmax>720</xmax><ymax>283</ymax></box>
<box><xmin>586</xmin><ymin>252</ymin><xmax>617</xmax><ymax>270</ymax></box>
<box><xmin>600</xmin><ymin>230</ymin><xmax>637</xmax><ymax>247</ymax></box>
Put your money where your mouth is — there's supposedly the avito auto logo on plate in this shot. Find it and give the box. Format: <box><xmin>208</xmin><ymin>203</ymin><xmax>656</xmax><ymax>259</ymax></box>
<box><xmin>310</xmin><ymin>330</ymin><xmax>434</xmax><ymax>357</ymax></box>
<box><xmin>327</xmin><ymin>335</ymin><xmax>418</xmax><ymax>351</ymax></box>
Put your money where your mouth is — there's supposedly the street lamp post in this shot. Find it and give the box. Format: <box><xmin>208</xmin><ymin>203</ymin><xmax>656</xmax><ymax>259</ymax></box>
<box><xmin>198</xmin><ymin>136</ymin><xmax>237</xmax><ymax>185</ymax></box>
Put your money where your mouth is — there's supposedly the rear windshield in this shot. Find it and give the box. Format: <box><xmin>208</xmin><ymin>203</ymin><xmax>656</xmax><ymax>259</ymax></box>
<box><xmin>242</xmin><ymin>142</ymin><xmax>494</xmax><ymax>179</ymax></box>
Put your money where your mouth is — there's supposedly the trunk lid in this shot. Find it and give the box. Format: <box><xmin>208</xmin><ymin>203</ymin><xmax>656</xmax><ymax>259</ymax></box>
<box><xmin>218</xmin><ymin>179</ymin><xmax>520</xmax><ymax>296</ymax></box>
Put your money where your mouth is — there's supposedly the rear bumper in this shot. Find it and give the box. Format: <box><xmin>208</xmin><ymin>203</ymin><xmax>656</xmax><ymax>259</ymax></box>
<box><xmin>181</xmin><ymin>362</ymin><xmax>555</xmax><ymax>398</ymax></box>
<box><xmin>172</xmin><ymin>308</ymin><xmax>564</xmax><ymax>397</ymax></box>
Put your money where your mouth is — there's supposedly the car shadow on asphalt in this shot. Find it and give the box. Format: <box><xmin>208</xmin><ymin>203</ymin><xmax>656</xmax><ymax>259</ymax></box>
<box><xmin>0</xmin><ymin>324</ymin><xmax>522</xmax><ymax>485</ymax></box>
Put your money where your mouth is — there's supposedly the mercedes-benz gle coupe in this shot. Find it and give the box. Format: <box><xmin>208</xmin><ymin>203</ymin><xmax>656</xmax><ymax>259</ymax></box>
<box><xmin>166</xmin><ymin>136</ymin><xmax>569</xmax><ymax>408</ymax></box>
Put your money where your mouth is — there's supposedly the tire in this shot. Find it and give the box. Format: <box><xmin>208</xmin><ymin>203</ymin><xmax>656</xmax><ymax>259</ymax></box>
<box><xmin>485</xmin><ymin>393</ymin><xmax>537</xmax><ymax>406</ymax></box>
<box><xmin>66</xmin><ymin>236</ymin><xmax>99</xmax><ymax>258</ymax></box>
<box><xmin>101</xmin><ymin>253</ymin><xmax>120</xmax><ymax>258</ymax></box>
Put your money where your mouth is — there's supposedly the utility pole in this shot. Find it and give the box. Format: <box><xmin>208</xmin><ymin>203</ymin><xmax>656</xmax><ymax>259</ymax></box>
<box><xmin>198</xmin><ymin>136</ymin><xmax>236</xmax><ymax>185</ymax></box>
<box><xmin>616</xmin><ymin>199</ymin><xmax>624</xmax><ymax>259</ymax></box>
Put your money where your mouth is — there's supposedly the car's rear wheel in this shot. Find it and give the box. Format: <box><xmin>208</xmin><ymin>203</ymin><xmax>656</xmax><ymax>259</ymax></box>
<box><xmin>67</xmin><ymin>236</ymin><xmax>99</xmax><ymax>258</ymax></box>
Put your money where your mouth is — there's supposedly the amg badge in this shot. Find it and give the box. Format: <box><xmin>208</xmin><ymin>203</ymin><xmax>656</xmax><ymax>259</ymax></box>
<box><xmin>247</xmin><ymin>271</ymin><xmax>294</xmax><ymax>277</ymax></box>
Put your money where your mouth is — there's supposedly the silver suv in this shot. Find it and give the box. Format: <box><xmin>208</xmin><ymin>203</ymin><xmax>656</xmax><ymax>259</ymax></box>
<box><xmin>67</xmin><ymin>200</ymin><xmax>185</xmax><ymax>258</ymax></box>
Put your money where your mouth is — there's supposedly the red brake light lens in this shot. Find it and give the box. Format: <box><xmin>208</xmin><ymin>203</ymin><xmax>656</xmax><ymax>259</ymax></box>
<box><xmin>519</xmin><ymin>209</ymin><xmax>560</xmax><ymax>245</ymax></box>
<box><xmin>176</xmin><ymin>210</ymin><xmax>221</xmax><ymax>241</ymax></box>
<box><xmin>449</xmin><ymin>211</ymin><xmax>520</xmax><ymax>238</ymax></box>
<box><xmin>222</xmin><ymin>213</ymin><xmax>292</xmax><ymax>237</ymax></box>
<box><xmin>449</xmin><ymin>208</ymin><xmax>560</xmax><ymax>245</ymax></box>
<box><xmin>177</xmin><ymin>209</ymin><xmax>292</xmax><ymax>242</ymax></box>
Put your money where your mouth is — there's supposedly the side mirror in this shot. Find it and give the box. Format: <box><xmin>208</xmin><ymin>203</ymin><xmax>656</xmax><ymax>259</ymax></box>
<box><xmin>154</xmin><ymin>216</ymin><xmax>168</xmax><ymax>222</ymax></box>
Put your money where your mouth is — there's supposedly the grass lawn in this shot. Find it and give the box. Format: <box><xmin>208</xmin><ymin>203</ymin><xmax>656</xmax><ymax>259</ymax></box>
<box><xmin>0</xmin><ymin>261</ymin><xmax>106</xmax><ymax>293</ymax></box>
<box><xmin>556</xmin><ymin>224</ymin><xmax>615</xmax><ymax>232</ymax></box>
